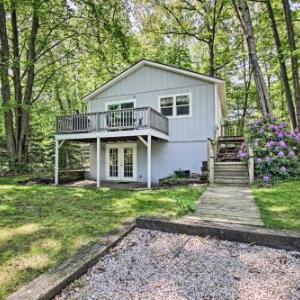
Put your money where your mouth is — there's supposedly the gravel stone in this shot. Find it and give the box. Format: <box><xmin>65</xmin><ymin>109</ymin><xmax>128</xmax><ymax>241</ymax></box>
<box><xmin>56</xmin><ymin>229</ymin><xmax>300</xmax><ymax>300</ymax></box>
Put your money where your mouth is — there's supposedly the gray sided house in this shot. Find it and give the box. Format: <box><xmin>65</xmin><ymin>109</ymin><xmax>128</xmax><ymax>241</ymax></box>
<box><xmin>54</xmin><ymin>60</ymin><xmax>226</xmax><ymax>188</ymax></box>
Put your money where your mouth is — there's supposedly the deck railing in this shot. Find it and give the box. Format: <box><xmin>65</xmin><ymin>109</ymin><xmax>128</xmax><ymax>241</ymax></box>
<box><xmin>56</xmin><ymin>107</ymin><xmax>169</xmax><ymax>135</ymax></box>
<box><xmin>221</xmin><ymin>120</ymin><xmax>243</xmax><ymax>137</ymax></box>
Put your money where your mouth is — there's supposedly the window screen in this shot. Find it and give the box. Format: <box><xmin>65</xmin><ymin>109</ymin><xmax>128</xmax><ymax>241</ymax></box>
<box><xmin>160</xmin><ymin>97</ymin><xmax>173</xmax><ymax>116</ymax></box>
<box><xmin>176</xmin><ymin>95</ymin><xmax>190</xmax><ymax>116</ymax></box>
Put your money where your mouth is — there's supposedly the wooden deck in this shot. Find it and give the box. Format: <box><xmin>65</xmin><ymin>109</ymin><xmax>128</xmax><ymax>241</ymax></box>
<box><xmin>56</xmin><ymin>107</ymin><xmax>168</xmax><ymax>136</ymax></box>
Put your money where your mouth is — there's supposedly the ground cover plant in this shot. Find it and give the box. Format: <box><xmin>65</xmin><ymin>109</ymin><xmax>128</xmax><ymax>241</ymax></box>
<box><xmin>238</xmin><ymin>115</ymin><xmax>300</xmax><ymax>185</ymax></box>
<box><xmin>0</xmin><ymin>175</ymin><xmax>204</xmax><ymax>299</ymax></box>
<box><xmin>252</xmin><ymin>180</ymin><xmax>300</xmax><ymax>230</ymax></box>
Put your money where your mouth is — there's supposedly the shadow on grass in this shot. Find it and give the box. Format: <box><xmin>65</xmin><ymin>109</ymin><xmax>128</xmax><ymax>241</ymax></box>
<box><xmin>0</xmin><ymin>176</ymin><xmax>204</xmax><ymax>299</ymax></box>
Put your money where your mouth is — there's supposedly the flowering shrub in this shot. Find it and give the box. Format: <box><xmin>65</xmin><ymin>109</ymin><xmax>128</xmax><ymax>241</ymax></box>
<box><xmin>239</xmin><ymin>114</ymin><xmax>300</xmax><ymax>185</ymax></box>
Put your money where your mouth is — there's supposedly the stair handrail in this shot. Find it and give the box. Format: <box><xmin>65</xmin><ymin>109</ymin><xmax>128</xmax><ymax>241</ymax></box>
<box><xmin>247</xmin><ymin>144</ymin><xmax>254</xmax><ymax>184</ymax></box>
<box><xmin>207</xmin><ymin>138</ymin><xmax>217</xmax><ymax>184</ymax></box>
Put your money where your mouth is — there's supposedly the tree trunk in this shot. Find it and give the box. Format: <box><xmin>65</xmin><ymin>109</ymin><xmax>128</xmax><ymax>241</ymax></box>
<box><xmin>282</xmin><ymin>0</ymin><xmax>300</xmax><ymax>129</ymax></box>
<box><xmin>208</xmin><ymin>42</ymin><xmax>215</xmax><ymax>77</ymax></box>
<box><xmin>0</xmin><ymin>3</ymin><xmax>16</xmax><ymax>160</ymax></box>
<box><xmin>18</xmin><ymin>9</ymin><xmax>39</xmax><ymax>162</ymax></box>
<box><xmin>11</xmin><ymin>4</ymin><xmax>23</xmax><ymax>144</ymax></box>
<box><xmin>232</xmin><ymin>0</ymin><xmax>272</xmax><ymax>116</ymax></box>
<box><xmin>266</xmin><ymin>0</ymin><xmax>297</xmax><ymax>129</ymax></box>
<box><xmin>242</xmin><ymin>59</ymin><xmax>252</xmax><ymax>127</ymax></box>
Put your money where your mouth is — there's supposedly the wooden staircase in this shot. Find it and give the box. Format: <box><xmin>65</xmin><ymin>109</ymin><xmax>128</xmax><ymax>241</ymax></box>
<box><xmin>208</xmin><ymin>135</ymin><xmax>253</xmax><ymax>186</ymax></box>
<box><xmin>216</xmin><ymin>136</ymin><xmax>244</xmax><ymax>162</ymax></box>
<box><xmin>214</xmin><ymin>161</ymin><xmax>249</xmax><ymax>185</ymax></box>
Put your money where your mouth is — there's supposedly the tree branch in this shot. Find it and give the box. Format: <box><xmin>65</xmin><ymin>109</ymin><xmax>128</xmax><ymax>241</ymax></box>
<box><xmin>31</xmin><ymin>61</ymin><xmax>79</xmax><ymax>104</ymax></box>
<box><xmin>35</xmin><ymin>33</ymin><xmax>76</xmax><ymax>61</ymax></box>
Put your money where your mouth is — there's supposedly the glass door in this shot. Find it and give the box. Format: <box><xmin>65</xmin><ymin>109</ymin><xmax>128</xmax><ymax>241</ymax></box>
<box><xmin>123</xmin><ymin>147</ymin><xmax>134</xmax><ymax>178</ymax></box>
<box><xmin>105</xmin><ymin>143</ymin><xmax>137</xmax><ymax>181</ymax></box>
<box><xmin>108</xmin><ymin>147</ymin><xmax>119</xmax><ymax>179</ymax></box>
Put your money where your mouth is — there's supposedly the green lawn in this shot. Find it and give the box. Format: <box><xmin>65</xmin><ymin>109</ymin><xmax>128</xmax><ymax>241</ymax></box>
<box><xmin>0</xmin><ymin>175</ymin><xmax>204</xmax><ymax>299</ymax></box>
<box><xmin>252</xmin><ymin>180</ymin><xmax>300</xmax><ymax>231</ymax></box>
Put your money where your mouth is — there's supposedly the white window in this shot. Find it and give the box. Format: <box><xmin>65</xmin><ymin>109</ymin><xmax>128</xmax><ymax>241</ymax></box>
<box><xmin>105</xmin><ymin>100</ymin><xmax>135</xmax><ymax>111</ymax></box>
<box><xmin>158</xmin><ymin>94</ymin><xmax>191</xmax><ymax>117</ymax></box>
<box><xmin>160</xmin><ymin>97</ymin><xmax>173</xmax><ymax>116</ymax></box>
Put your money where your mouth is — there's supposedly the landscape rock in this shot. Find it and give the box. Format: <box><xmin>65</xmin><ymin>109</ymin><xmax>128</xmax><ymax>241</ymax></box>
<box><xmin>56</xmin><ymin>228</ymin><xmax>300</xmax><ymax>300</ymax></box>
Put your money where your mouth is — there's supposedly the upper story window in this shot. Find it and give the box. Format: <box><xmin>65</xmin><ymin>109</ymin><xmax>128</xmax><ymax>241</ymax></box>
<box><xmin>106</xmin><ymin>100</ymin><xmax>135</xmax><ymax>111</ymax></box>
<box><xmin>160</xmin><ymin>97</ymin><xmax>173</xmax><ymax>116</ymax></box>
<box><xmin>158</xmin><ymin>94</ymin><xmax>191</xmax><ymax>117</ymax></box>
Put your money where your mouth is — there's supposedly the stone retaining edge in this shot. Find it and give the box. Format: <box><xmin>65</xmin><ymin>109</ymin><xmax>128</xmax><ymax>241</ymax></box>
<box><xmin>6</xmin><ymin>219</ymin><xmax>136</xmax><ymax>300</ymax></box>
<box><xmin>136</xmin><ymin>216</ymin><xmax>300</xmax><ymax>251</ymax></box>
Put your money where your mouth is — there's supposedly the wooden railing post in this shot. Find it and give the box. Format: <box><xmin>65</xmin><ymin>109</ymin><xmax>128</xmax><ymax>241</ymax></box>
<box><xmin>147</xmin><ymin>107</ymin><xmax>151</xmax><ymax>129</ymax></box>
<box><xmin>208</xmin><ymin>138</ymin><xmax>216</xmax><ymax>184</ymax></box>
<box><xmin>248</xmin><ymin>144</ymin><xmax>254</xmax><ymax>184</ymax></box>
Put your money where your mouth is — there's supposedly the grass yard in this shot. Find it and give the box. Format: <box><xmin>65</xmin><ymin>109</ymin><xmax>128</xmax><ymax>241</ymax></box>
<box><xmin>252</xmin><ymin>180</ymin><xmax>300</xmax><ymax>231</ymax></box>
<box><xmin>0</xmin><ymin>175</ymin><xmax>203</xmax><ymax>299</ymax></box>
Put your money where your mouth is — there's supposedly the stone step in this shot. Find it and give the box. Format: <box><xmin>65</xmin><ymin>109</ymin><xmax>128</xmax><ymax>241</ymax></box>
<box><xmin>217</xmin><ymin>153</ymin><xmax>240</xmax><ymax>158</ymax></box>
<box><xmin>218</xmin><ymin>136</ymin><xmax>244</xmax><ymax>142</ymax></box>
<box><xmin>217</xmin><ymin>150</ymin><xmax>239</xmax><ymax>155</ymax></box>
<box><xmin>214</xmin><ymin>170</ymin><xmax>249</xmax><ymax>177</ymax></box>
<box><xmin>218</xmin><ymin>147</ymin><xmax>240</xmax><ymax>152</ymax></box>
<box><xmin>214</xmin><ymin>176</ymin><xmax>249</xmax><ymax>184</ymax></box>
<box><xmin>217</xmin><ymin>145</ymin><xmax>242</xmax><ymax>150</ymax></box>
<box><xmin>218</xmin><ymin>141</ymin><xmax>243</xmax><ymax>146</ymax></box>
<box><xmin>214</xmin><ymin>162</ymin><xmax>248</xmax><ymax>170</ymax></box>
<box><xmin>216</xmin><ymin>158</ymin><xmax>241</xmax><ymax>162</ymax></box>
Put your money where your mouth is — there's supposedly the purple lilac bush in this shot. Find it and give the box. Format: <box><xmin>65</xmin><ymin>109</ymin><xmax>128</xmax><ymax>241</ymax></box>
<box><xmin>238</xmin><ymin>114</ymin><xmax>300</xmax><ymax>185</ymax></box>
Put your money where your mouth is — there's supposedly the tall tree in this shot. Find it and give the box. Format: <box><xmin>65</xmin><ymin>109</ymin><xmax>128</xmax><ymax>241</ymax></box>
<box><xmin>0</xmin><ymin>2</ymin><xmax>15</xmax><ymax>159</ymax></box>
<box><xmin>265</xmin><ymin>0</ymin><xmax>297</xmax><ymax>129</ymax></box>
<box><xmin>135</xmin><ymin>0</ymin><xmax>229</xmax><ymax>76</ymax></box>
<box><xmin>0</xmin><ymin>0</ymin><xmax>130</xmax><ymax>166</ymax></box>
<box><xmin>0</xmin><ymin>1</ymin><xmax>74</xmax><ymax>163</ymax></box>
<box><xmin>231</xmin><ymin>0</ymin><xmax>272</xmax><ymax>116</ymax></box>
<box><xmin>281</xmin><ymin>0</ymin><xmax>300</xmax><ymax>128</ymax></box>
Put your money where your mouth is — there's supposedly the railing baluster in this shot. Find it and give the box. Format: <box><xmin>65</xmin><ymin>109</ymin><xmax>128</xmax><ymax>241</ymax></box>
<box><xmin>56</xmin><ymin>107</ymin><xmax>169</xmax><ymax>135</ymax></box>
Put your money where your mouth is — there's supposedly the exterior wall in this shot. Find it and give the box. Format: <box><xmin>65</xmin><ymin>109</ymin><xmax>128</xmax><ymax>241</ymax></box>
<box><xmin>89</xmin><ymin>65</ymin><xmax>217</xmax><ymax>142</ymax></box>
<box><xmin>88</xmin><ymin>140</ymin><xmax>207</xmax><ymax>183</ymax></box>
<box><xmin>87</xmin><ymin>64</ymin><xmax>219</xmax><ymax>182</ymax></box>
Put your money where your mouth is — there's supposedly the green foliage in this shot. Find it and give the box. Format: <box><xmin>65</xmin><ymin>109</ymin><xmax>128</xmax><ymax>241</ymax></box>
<box><xmin>1</xmin><ymin>0</ymin><xmax>300</xmax><ymax>173</ymax></box>
<box><xmin>0</xmin><ymin>176</ymin><xmax>203</xmax><ymax>298</ymax></box>
<box><xmin>241</xmin><ymin>115</ymin><xmax>300</xmax><ymax>185</ymax></box>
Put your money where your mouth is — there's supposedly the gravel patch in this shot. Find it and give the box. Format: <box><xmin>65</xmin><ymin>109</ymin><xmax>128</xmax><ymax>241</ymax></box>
<box><xmin>56</xmin><ymin>229</ymin><xmax>300</xmax><ymax>300</ymax></box>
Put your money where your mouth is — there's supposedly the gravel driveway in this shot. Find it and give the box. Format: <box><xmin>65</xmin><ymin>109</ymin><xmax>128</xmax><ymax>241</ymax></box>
<box><xmin>56</xmin><ymin>229</ymin><xmax>300</xmax><ymax>300</ymax></box>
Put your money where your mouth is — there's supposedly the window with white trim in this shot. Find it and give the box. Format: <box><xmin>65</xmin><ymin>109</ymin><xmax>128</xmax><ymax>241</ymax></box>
<box><xmin>159</xmin><ymin>94</ymin><xmax>191</xmax><ymax>117</ymax></box>
<box><xmin>160</xmin><ymin>97</ymin><xmax>173</xmax><ymax>116</ymax></box>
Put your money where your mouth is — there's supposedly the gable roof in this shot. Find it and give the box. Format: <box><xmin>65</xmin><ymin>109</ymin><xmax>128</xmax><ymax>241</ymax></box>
<box><xmin>83</xmin><ymin>59</ymin><xmax>225</xmax><ymax>101</ymax></box>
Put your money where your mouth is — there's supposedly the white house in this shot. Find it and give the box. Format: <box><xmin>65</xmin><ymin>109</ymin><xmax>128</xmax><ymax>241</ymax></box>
<box><xmin>54</xmin><ymin>60</ymin><xmax>227</xmax><ymax>188</ymax></box>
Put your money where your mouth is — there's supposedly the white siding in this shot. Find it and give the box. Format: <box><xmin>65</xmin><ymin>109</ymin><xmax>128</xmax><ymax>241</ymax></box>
<box><xmin>89</xmin><ymin>65</ymin><xmax>216</xmax><ymax>142</ymax></box>
<box><xmin>87</xmin><ymin>64</ymin><xmax>218</xmax><ymax>182</ymax></box>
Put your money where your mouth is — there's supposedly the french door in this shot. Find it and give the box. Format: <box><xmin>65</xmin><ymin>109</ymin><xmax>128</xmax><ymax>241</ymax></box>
<box><xmin>105</xmin><ymin>143</ymin><xmax>137</xmax><ymax>181</ymax></box>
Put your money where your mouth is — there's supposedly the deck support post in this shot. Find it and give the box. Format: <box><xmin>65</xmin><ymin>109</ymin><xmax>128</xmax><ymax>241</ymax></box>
<box><xmin>96</xmin><ymin>137</ymin><xmax>101</xmax><ymax>188</ymax></box>
<box><xmin>54</xmin><ymin>139</ymin><xmax>59</xmax><ymax>185</ymax></box>
<box><xmin>147</xmin><ymin>134</ymin><xmax>152</xmax><ymax>189</ymax></box>
<box><xmin>54</xmin><ymin>140</ymin><xmax>65</xmax><ymax>185</ymax></box>
<box><xmin>54</xmin><ymin>139</ymin><xmax>65</xmax><ymax>185</ymax></box>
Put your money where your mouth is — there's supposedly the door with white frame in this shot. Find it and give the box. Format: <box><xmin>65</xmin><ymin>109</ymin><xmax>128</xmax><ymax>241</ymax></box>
<box><xmin>105</xmin><ymin>143</ymin><xmax>137</xmax><ymax>181</ymax></box>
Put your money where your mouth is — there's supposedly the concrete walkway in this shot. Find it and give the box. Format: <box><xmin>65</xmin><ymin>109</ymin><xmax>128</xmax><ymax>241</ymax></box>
<box><xmin>190</xmin><ymin>185</ymin><xmax>263</xmax><ymax>226</ymax></box>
